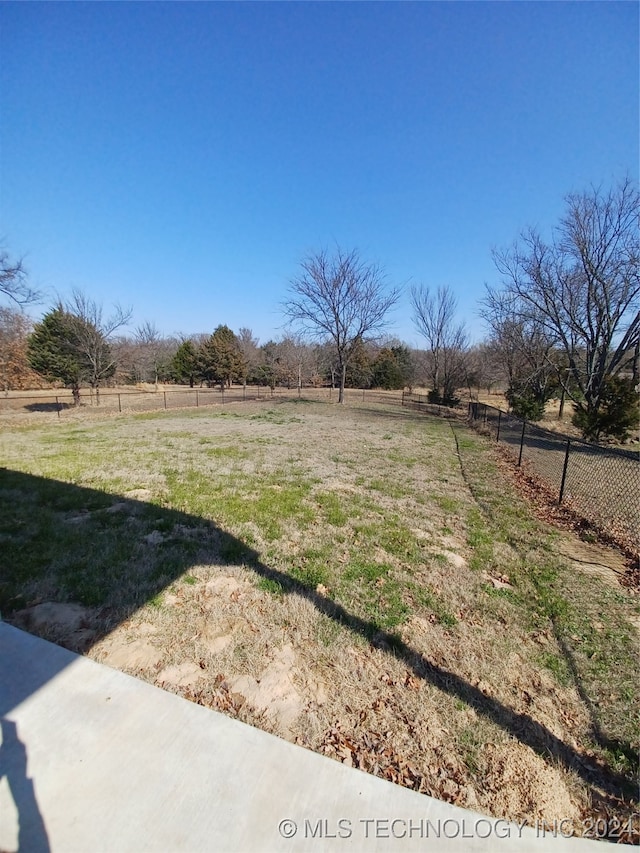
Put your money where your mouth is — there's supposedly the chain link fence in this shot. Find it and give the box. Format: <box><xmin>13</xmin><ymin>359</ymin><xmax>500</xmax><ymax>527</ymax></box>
<box><xmin>401</xmin><ymin>392</ymin><xmax>462</xmax><ymax>419</ymax></box>
<box><xmin>469</xmin><ymin>402</ymin><xmax>639</xmax><ymax>552</ymax></box>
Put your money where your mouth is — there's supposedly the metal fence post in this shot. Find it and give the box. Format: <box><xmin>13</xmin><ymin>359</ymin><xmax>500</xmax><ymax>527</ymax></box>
<box><xmin>163</xmin><ymin>391</ymin><xmax>167</xmax><ymax>409</ymax></box>
<box><xmin>496</xmin><ymin>409</ymin><xmax>502</xmax><ymax>442</ymax></box>
<box><xmin>118</xmin><ymin>394</ymin><xmax>122</xmax><ymax>413</ymax></box>
<box><xmin>56</xmin><ymin>396</ymin><xmax>61</xmax><ymax>418</ymax></box>
<box><xmin>196</xmin><ymin>389</ymin><xmax>199</xmax><ymax>407</ymax></box>
<box><xmin>559</xmin><ymin>439</ymin><xmax>571</xmax><ymax>504</ymax></box>
<box><xmin>517</xmin><ymin>419</ymin><xmax>526</xmax><ymax>466</ymax></box>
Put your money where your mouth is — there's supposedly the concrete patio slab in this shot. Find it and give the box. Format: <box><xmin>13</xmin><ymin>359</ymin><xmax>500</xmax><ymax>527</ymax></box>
<box><xmin>0</xmin><ymin>623</ymin><xmax>601</xmax><ymax>851</ymax></box>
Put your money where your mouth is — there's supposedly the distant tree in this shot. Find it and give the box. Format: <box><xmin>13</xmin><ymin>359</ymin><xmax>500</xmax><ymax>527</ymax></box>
<box><xmin>285</xmin><ymin>247</ymin><xmax>400</xmax><ymax>403</ymax></box>
<box><xmin>200</xmin><ymin>325</ymin><xmax>246</xmax><ymax>388</ymax></box>
<box><xmin>172</xmin><ymin>339</ymin><xmax>200</xmax><ymax>387</ymax></box>
<box><xmin>0</xmin><ymin>249</ymin><xmax>42</xmax><ymax>306</ymax></box>
<box><xmin>489</xmin><ymin>178</ymin><xmax>639</xmax><ymax>440</ymax></box>
<box><xmin>237</xmin><ymin>327</ymin><xmax>260</xmax><ymax>385</ymax></box>
<box><xmin>480</xmin><ymin>299</ymin><xmax>561</xmax><ymax>420</ymax></box>
<box><xmin>131</xmin><ymin>322</ymin><xmax>177</xmax><ymax>387</ymax></box>
<box><xmin>370</xmin><ymin>344</ymin><xmax>414</xmax><ymax>390</ymax></box>
<box><xmin>462</xmin><ymin>343</ymin><xmax>504</xmax><ymax>399</ymax></box>
<box><xmin>344</xmin><ymin>336</ymin><xmax>373</xmax><ymax>388</ymax></box>
<box><xmin>27</xmin><ymin>308</ymin><xmax>87</xmax><ymax>403</ymax></box>
<box><xmin>313</xmin><ymin>340</ymin><xmax>340</xmax><ymax>388</ymax></box>
<box><xmin>276</xmin><ymin>335</ymin><xmax>310</xmax><ymax>390</ymax></box>
<box><xmin>391</xmin><ymin>344</ymin><xmax>416</xmax><ymax>391</ymax></box>
<box><xmin>65</xmin><ymin>290</ymin><xmax>131</xmax><ymax>402</ymax></box>
<box><xmin>370</xmin><ymin>348</ymin><xmax>402</xmax><ymax>390</ymax></box>
<box><xmin>257</xmin><ymin>340</ymin><xmax>281</xmax><ymax>390</ymax></box>
<box><xmin>411</xmin><ymin>284</ymin><xmax>468</xmax><ymax>406</ymax></box>
<box><xmin>0</xmin><ymin>308</ymin><xmax>42</xmax><ymax>391</ymax></box>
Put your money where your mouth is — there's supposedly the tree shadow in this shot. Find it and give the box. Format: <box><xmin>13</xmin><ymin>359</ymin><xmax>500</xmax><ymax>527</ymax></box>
<box><xmin>339</xmin><ymin>402</ymin><xmax>461</xmax><ymax>424</ymax></box>
<box><xmin>24</xmin><ymin>402</ymin><xmax>72</xmax><ymax>413</ymax></box>
<box><xmin>551</xmin><ymin>620</ymin><xmax>638</xmax><ymax>771</ymax></box>
<box><xmin>0</xmin><ymin>468</ymin><xmax>636</xmax><ymax>810</ymax></box>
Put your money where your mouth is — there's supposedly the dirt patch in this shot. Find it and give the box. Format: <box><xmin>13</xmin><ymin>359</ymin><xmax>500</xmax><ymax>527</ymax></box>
<box><xmin>11</xmin><ymin>602</ymin><xmax>97</xmax><ymax>651</ymax></box>
<box><xmin>438</xmin><ymin>550</ymin><xmax>467</xmax><ymax>570</ymax></box>
<box><xmin>156</xmin><ymin>662</ymin><xmax>205</xmax><ymax>689</ymax></box>
<box><xmin>197</xmin><ymin>617</ymin><xmax>244</xmax><ymax>654</ymax></box>
<box><xmin>95</xmin><ymin>637</ymin><xmax>164</xmax><ymax>671</ymax></box>
<box><xmin>482</xmin><ymin>743</ymin><xmax>580</xmax><ymax>824</ymax></box>
<box><xmin>229</xmin><ymin>644</ymin><xmax>302</xmax><ymax>738</ymax></box>
<box><xmin>124</xmin><ymin>488</ymin><xmax>152</xmax><ymax>501</ymax></box>
<box><xmin>204</xmin><ymin>576</ymin><xmax>250</xmax><ymax>599</ymax></box>
<box><xmin>556</xmin><ymin>538</ymin><xmax>630</xmax><ymax>586</ymax></box>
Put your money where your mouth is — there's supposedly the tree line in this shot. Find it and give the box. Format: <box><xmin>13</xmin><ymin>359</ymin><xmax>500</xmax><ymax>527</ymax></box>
<box><xmin>1</xmin><ymin>178</ymin><xmax>638</xmax><ymax>441</ymax></box>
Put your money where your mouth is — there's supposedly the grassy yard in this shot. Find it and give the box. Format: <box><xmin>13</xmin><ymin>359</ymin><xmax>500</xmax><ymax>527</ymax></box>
<box><xmin>1</xmin><ymin>399</ymin><xmax>638</xmax><ymax>840</ymax></box>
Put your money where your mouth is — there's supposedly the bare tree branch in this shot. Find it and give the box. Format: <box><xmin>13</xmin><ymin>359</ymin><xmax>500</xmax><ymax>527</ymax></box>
<box><xmin>64</xmin><ymin>289</ymin><xmax>133</xmax><ymax>399</ymax></box>
<box><xmin>411</xmin><ymin>284</ymin><xmax>468</xmax><ymax>403</ymax></box>
<box><xmin>284</xmin><ymin>247</ymin><xmax>400</xmax><ymax>402</ymax></box>
<box><xmin>489</xmin><ymin>179</ymin><xmax>639</xmax><ymax>425</ymax></box>
<box><xmin>0</xmin><ymin>250</ymin><xmax>42</xmax><ymax>307</ymax></box>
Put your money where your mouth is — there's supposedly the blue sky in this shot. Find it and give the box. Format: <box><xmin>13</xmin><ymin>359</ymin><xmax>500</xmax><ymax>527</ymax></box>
<box><xmin>1</xmin><ymin>2</ymin><xmax>637</xmax><ymax>347</ymax></box>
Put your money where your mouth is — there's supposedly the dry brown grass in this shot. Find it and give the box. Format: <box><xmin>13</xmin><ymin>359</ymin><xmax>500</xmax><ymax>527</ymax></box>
<box><xmin>2</xmin><ymin>399</ymin><xmax>638</xmax><ymax>840</ymax></box>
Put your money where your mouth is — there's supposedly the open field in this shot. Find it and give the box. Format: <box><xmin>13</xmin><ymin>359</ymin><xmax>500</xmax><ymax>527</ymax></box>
<box><xmin>1</xmin><ymin>400</ymin><xmax>638</xmax><ymax>840</ymax></box>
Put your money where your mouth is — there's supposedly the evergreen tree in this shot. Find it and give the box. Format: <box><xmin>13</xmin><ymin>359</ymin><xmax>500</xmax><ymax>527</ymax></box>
<box><xmin>172</xmin><ymin>339</ymin><xmax>200</xmax><ymax>387</ymax></box>
<box><xmin>572</xmin><ymin>376</ymin><xmax>639</xmax><ymax>442</ymax></box>
<box><xmin>199</xmin><ymin>325</ymin><xmax>246</xmax><ymax>388</ymax></box>
<box><xmin>27</xmin><ymin>308</ymin><xmax>87</xmax><ymax>403</ymax></box>
<box><xmin>370</xmin><ymin>345</ymin><xmax>414</xmax><ymax>390</ymax></box>
<box><xmin>345</xmin><ymin>337</ymin><xmax>373</xmax><ymax>388</ymax></box>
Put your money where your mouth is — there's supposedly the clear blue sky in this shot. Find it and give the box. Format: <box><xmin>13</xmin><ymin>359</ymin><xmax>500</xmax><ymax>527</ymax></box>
<box><xmin>1</xmin><ymin>2</ymin><xmax>637</xmax><ymax>347</ymax></box>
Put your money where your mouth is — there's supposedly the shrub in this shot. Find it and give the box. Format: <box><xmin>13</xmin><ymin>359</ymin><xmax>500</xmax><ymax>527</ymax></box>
<box><xmin>572</xmin><ymin>376</ymin><xmax>639</xmax><ymax>442</ymax></box>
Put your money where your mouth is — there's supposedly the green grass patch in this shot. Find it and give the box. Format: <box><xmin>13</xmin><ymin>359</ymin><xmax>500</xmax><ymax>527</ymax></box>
<box><xmin>163</xmin><ymin>466</ymin><xmax>316</xmax><ymax>542</ymax></box>
<box><xmin>314</xmin><ymin>491</ymin><xmax>349</xmax><ymax>526</ymax></box>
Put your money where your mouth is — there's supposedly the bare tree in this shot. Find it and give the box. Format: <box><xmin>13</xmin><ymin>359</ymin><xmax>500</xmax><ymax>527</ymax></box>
<box><xmin>279</xmin><ymin>334</ymin><xmax>316</xmax><ymax>391</ymax></box>
<box><xmin>481</xmin><ymin>288</ymin><xmax>561</xmax><ymax>418</ymax></box>
<box><xmin>411</xmin><ymin>284</ymin><xmax>468</xmax><ymax>404</ymax></box>
<box><xmin>490</xmin><ymin>178</ymin><xmax>639</xmax><ymax>434</ymax></box>
<box><xmin>464</xmin><ymin>342</ymin><xmax>505</xmax><ymax>399</ymax></box>
<box><xmin>285</xmin><ymin>247</ymin><xmax>400</xmax><ymax>402</ymax></box>
<box><xmin>65</xmin><ymin>290</ymin><xmax>132</xmax><ymax>402</ymax></box>
<box><xmin>134</xmin><ymin>321</ymin><xmax>165</xmax><ymax>388</ymax></box>
<box><xmin>0</xmin><ymin>249</ymin><xmax>42</xmax><ymax>306</ymax></box>
<box><xmin>237</xmin><ymin>327</ymin><xmax>260</xmax><ymax>386</ymax></box>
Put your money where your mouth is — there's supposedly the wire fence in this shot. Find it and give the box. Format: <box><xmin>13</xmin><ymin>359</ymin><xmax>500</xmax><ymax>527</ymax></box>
<box><xmin>468</xmin><ymin>402</ymin><xmax>639</xmax><ymax>553</ymax></box>
<box><xmin>0</xmin><ymin>385</ymin><xmax>406</xmax><ymax>417</ymax></box>
<box><xmin>400</xmin><ymin>392</ymin><xmax>463</xmax><ymax>419</ymax></box>
<box><xmin>4</xmin><ymin>384</ymin><xmax>637</xmax><ymax>552</ymax></box>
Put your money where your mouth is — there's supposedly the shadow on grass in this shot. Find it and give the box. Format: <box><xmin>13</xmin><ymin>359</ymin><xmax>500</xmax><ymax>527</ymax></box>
<box><xmin>0</xmin><ymin>467</ymin><xmax>636</xmax><ymax>808</ymax></box>
<box><xmin>552</xmin><ymin>621</ymin><xmax>638</xmax><ymax>776</ymax></box>
<box><xmin>24</xmin><ymin>402</ymin><xmax>73</xmax><ymax>413</ymax></box>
